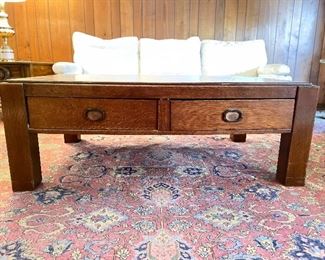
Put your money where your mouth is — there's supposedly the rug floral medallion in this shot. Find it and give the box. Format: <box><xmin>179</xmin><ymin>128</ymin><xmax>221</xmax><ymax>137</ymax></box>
<box><xmin>0</xmin><ymin>121</ymin><xmax>324</xmax><ymax>259</ymax></box>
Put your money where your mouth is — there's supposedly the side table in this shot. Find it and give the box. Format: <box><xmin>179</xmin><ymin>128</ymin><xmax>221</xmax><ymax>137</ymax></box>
<box><xmin>0</xmin><ymin>61</ymin><xmax>54</xmax><ymax>119</ymax></box>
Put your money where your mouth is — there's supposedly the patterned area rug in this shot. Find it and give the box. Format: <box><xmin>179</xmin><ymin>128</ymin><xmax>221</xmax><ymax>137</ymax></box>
<box><xmin>0</xmin><ymin>120</ymin><xmax>324</xmax><ymax>259</ymax></box>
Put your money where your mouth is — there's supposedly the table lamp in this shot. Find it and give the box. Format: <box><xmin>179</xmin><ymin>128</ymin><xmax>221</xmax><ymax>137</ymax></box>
<box><xmin>0</xmin><ymin>0</ymin><xmax>25</xmax><ymax>61</ymax></box>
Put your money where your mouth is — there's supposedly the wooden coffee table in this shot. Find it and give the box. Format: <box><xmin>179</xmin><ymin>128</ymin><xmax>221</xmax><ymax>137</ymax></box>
<box><xmin>0</xmin><ymin>75</ymin><xmax>319</xmax><ymax>191</ymax></box>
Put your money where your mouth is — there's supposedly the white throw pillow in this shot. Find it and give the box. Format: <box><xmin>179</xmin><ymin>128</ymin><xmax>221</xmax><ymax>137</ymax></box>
<box><xmin>139</xmin><ymin>37</ymin><xmax>201</xmax><ymax>76</ymax></box>
<box><xmin>72</xmin><ymin>32</ymin><xmax>139</xmax><ymax>75</ymax></box>
<box><xmin>201</xmin><ymin>39</ymin><xmax>268</xmax><ymax>76</ymax></box>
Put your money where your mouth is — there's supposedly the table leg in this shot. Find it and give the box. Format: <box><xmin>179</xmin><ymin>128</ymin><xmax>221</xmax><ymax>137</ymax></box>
<box><xmin>1</xmin><ymin>84</ymin><xmax>42</xmax><ymax>191</ymax></box>
<box><xmin>230</xmin><ymin>134</ymin><xmax>246</xmax><ymax>142</ymax></box>
<box><xmin>64</xmin><ymin>134</ymin><xmax>81</xmax><ymax>143</ymax></box>
<box><xmin>276</xmin><ymin>86</ymin><xmax>319</xmax><ymax>186</ymax></box>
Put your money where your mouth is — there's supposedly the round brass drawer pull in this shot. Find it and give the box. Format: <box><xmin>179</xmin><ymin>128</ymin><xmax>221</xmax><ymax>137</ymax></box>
<box><xmin>222</xmin><ymin>109</ymin><xmax>242</xmax><ymax>123</ymax></box>
<box><xmin>85</xmin><ymin>108</ymin><xmax>105</xmax><ymax>121</ymax></box>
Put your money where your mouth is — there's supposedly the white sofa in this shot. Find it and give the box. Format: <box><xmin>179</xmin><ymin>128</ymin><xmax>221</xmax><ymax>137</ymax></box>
<box><xmin>52</xmin><ymin>32</ymin><xmax>292</xmax><ymax>81</ymax></box>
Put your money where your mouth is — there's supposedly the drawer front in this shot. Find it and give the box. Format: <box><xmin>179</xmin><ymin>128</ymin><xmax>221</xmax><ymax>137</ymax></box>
<box><xmin>30</xmin><ymin>64</ymin><xmax>54</xmax><ymax>76</ymax></box>
<box><xmin>171</xmin><ymin>99</ymin><xmax>294</xmax><ymax>131</ymax></box>
<box><xmin>0</xmin><ymin>64</ymin><xmax>23</xmax><ymax>80</ymax></box>
<box><xmin>28</xmin><ymin>98</ymin><xmax>158</xmax><ymax>130</ymax></box>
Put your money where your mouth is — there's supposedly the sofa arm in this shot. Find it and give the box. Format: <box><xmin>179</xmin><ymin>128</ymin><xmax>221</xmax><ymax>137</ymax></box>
<box><xmin>52</xmin><ymin>62</ymin><xmax>83</xmax><ymax>75</ymax></box>
<box><xmin>257</xmin><ymin>64</ymin><xmax>292</xmax><ymax>81</ymax></box>
<box><xmin>257</xmin><ymin>64</ymin><xmax>290</xmax><ymax>75</ymax></box>
<box><xmin>258</xmin><ymin>74</ymin><xmax>292</xmax><ymax>81</ymax></box>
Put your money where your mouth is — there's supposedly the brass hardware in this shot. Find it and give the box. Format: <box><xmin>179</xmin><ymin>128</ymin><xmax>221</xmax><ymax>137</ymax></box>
<box><xmin>0</xmin><ymin>66</ymin><xmax>10</xmax><ymax>80</ymax></box>
<box><xmin>222</xmin><ymin>109</ymin><xmax>242</xmax><ymax>123</ymax></box>
<box><xmin>85</xmin><ymin>108</ymin><xmax>105</xmax><ymax>121</ymax></box>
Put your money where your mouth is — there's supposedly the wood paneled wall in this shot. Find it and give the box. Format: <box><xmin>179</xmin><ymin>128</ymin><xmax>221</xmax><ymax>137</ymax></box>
<box><xmin>6</xmin><ymin>0</ymin><xmax>325</xmax><ymax>84</ymax></box>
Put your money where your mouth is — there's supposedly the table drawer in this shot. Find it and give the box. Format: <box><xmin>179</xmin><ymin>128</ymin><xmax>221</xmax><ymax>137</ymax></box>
<box><xmin>171</xmin><ymin>99</ymin><xmax>294</xmax><ymax>131</ymax></box>
<box><xmin>27</xmin><ymin>98</ymin><xmax>158</xmax><ymax>130</ymax></box>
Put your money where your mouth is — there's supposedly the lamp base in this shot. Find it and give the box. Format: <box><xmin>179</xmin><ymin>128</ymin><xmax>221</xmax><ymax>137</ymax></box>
<box><xmin>0</xmin><ymin>44</ymin><xmax>14</xmax><ymax>61</ymax></box>
<box><xmin>0</xmin><ymin>1</ymin><xmax>18</xmax><ymax>62</ymax></box>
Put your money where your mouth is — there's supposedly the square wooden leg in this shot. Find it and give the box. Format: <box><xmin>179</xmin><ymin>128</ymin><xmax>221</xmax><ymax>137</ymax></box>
<box><xmin>230</xmin><ymin>134</ymin><xmax>246</xmax><ymax>142</ymax></box>
<box><xmin>276</xmin><ymin>86</ymin><xmax>319</xmax><ymax>186</ymax></box>
<box><xmin>1</xmin><ymin>84</ymin><xmax>42</xmax><ymax>191</ymax></box>
<box><xmin>64</xmin><ymin>134</ymin><xmax>81</xmax><ymax>143</ymax></box>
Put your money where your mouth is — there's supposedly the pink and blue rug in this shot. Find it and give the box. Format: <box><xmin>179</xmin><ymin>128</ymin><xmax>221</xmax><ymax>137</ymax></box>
<box><xmin>0</xmin><ymin>119</ymin><xmax>324</xmax><ymax>259</ymax></box>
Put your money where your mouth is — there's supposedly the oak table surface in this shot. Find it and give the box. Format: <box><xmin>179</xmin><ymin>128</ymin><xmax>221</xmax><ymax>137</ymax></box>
<box><xmin>9</xmin><ymin>74</ymin><xmax>312</xmax><ymax>84</ymax></box>
<box><xmin>0</xmin><ymin>74</ymin><xmax>319</xmax><ymax>191</ymax></box>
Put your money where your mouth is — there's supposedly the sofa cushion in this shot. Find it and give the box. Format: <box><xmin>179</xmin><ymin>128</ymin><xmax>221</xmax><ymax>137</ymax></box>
<box><xmin>201</xmin><ymin>39</ymin><xmax>268</xmax><ymax>76</ymax></box>
<box><xmin>139</xmin><ymin>37</ymin><xmax>201</xmax><ymax>76</ymax></box>
<box><xmin>72</xmin><ymin>32</ymin><xmax>139</xmax><ymax>75</ymax></box>
<box><xmin>257</xmin><ymin>64</ymin><xmax>291</xmax><ymax>75</ymax></box>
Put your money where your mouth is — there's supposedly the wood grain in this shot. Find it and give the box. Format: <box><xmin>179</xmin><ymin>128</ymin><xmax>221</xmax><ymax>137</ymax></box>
<box><xmin>277</xmin><ymin>85</ymin><xmax>319</xmax><ymax>185</ymax></box>
<box><xmin>189</xmin><ymin>0</ymin><xmax>199</xmax><ymax>36</ymax></box>
<box><xmin>14</xmin><ymin>2</ymin><xmax>31</xmax><ymax>60</ymax></box>
<box><xmin>244</xmin><ymin>0</ymin><xmax>260</xmax><ymax>40</ymax></box>
<box><xmin>236</xmin><ymin>0</ymin><xmax>247</xmax><ymax>40</ymax></box>
<box><xmin>142</xmin><ymin>0</ymin><xmax>155</xmax><ymax>38</ymax></box>
<box><xmin>0</xmin><ymin>84</ymin><xmax>42</xmax><ymax>191</ymax></box>
<box><xmin>29</xmin><ymin>63</ymin><xmax>53</xmax><ymax>77</ymax></box>
<box><xmin>27</xmin><ymin>98</ymin><xmax>158</xmax><ymax>130</ymax></box>
<box><xmin>198</xmin><ymin>0</ymin><xmax>216</xmax><ymax>39</ymax></box>
<box><xmin>310</xmin><ymin>0</ymin><xmax>325</xmax><ymax>95</ymax></box>
<box><xmin>84</xmin><ymin>0</ymin><xmax>95</xmax><ymax>35</ymax></box>
<box><xmin>273</xmin><ymin>0</ymin><xmax>294</xmax><ymax>64</ymax></box>
<box><xmin>120</xmin><ymin>0</ymin><xmax>134</xmax><ymax>36</ymax></box>
<box><xmin>111</xmin><ymin>0</ymin><xmax>121</xmax><ymax>38</ymax></box>
<box><xmin>34</xmin><ymin>0</ymin><xmax>53</xmax><ymax>61</ymax></box>
<box><xmin>1</xmin><ymin>79</ymin><xmax>319</xmax><ymax>190</ymax></box>
<box><xmin>158</xmin><ymin>98</ymin><xmax>170</xmax><ymax>131</ymax></box>
<box><xmin>171</xmin><ymin>99</ymin><xmax>295</xmax><ymax>131</ymax></box>
<box><xmin>230</xmin><ymin>134</ymin><xmax>247</xmax><ymax>142</ymax></box>
<box><xmin>214</xmin><ymin>0</ymin><xmax>225</xmax><ymax>39</ymax></box>
<box><xmin>5</xmin><ymin>4</ymin><xmax>17</xmax><ymax>57</ymax></box>
<box><xmin>25</xmin><ymin>0</ymin><xmax>39</xmax><ymax>60</ymax></box>
<box><xmin>287</xmin><ymin>0</ymin><xmax>303</xmax><ymax>76</ymax></box>
<box><xmin>24</xmin><ymin>84</ymin><xmax>298</xmax><ymax>99</ymax></box>
<box><xmin>3</xmin><ymin>0</ymin><xmax>324</xmax><ymax>102</ymax></box>
<box><xmin>94</xmin><ymin>0</ymin><xmax>112</xmax><ymax>38</ymax></box>
<box><xmin>265</xmin><ymin>0</ymin><xmax>279</xmax><ymax>63</ymax></box>
<box><xmin>318</xmin><ymin>38</ymin><xmax>325</xmax><ymax>105</ymax></box>
<box><xmin>0</xmin><ymin>61</ymin><xmax>53</xmax><ymax>79</ymax></box>
<box><xmin>64</xmin><ymin>134</ymin><xmax>81</xmax><ymax>143</ymax></box>
<box><xmin>133</xmin><ymin>0</ymin><xmax>142</xmax><ymax>37</ymax></box>
<box><xmin>48</xmin><ymin>0</ymin><xmax>72</xmax><ymax>61</ymax></box>
<box><xmin>156</xmin><ymin>0</ymin><xmax>175</xmax><ymax>39</ymax></box>
<box><xmin>175</xmin><ymin>0</ymin><xmax>189</xmax><ymax>39</ymax></box>
<box><xmin>294</xmin><ymin>0</ymin><xmax>319</xmax><ymax>81</ymax></box>
<box><xmin>69</xmin><ymin>0</ymin><xmax>86</xmax><ymax>33</ymax></box>
<box><xmin>224</xmin><ymin>0</ymin><xmax>237</xmax><ymax>41</ymax></box>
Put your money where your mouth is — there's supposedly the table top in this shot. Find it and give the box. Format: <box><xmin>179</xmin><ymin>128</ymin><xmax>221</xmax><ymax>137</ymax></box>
<box><xmin>7</xmin><ymin>74</ymin><xmax>312</xmax><ymax>86</ymax></box>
